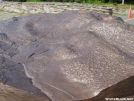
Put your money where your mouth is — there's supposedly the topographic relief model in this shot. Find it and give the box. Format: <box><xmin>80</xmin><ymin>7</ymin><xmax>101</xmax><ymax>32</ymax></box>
<box><xmin>0</xmin><ymin>11</ymin><xmax>134</xmax><ymax>101</ymax></box>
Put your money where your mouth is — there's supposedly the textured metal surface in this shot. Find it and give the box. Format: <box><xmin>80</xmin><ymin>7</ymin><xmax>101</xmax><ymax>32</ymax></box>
<box><xmin>0</xmin><ymin>11</ymin><xmax>134</xmax><ymax>101</ymax></box>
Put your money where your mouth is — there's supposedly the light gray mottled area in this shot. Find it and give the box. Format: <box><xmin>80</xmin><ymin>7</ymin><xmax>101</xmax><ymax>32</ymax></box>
<box><xmin>0</xmin><ymin>12</ymin><xmax>21</xmax><ymax>20</ymax></box>
<box><xmin>0</xmin><ymin>11</ymin><xmax>134</xmax><ymax>101</ymax></box>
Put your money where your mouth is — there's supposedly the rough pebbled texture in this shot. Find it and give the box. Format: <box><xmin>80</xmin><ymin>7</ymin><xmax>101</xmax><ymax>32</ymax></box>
<box><xmin>0</xmin><ymin>83</ymin><xmax>51</xmax><ymax>101</ymax></box>
<box><xmin>0</xmin><ymin>11</ymin><xmax>134</xmax><ymax>101</ymax></box>
<box><xmin>81</xmin><ymin>75</ymin><xmax>134</xmax><ymax>101</ymax></box>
